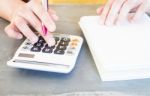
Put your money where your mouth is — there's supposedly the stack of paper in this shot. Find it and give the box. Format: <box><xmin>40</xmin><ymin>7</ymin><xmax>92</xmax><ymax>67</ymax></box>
<box><xmin>79</xmin><ymin>14</ymin><xmax>150</xmax><ymax>81</ymax></box>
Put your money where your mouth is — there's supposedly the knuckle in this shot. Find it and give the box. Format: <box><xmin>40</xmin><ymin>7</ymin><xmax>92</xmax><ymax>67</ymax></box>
<box><xmin>17</xmin><ymin>7</ymin><xmax>29</xmax><ymax>17</ymax></box>
<box><xmin>34</xmin><ymin>23</ymin><xmax>41</xmax><ymax>31</ymax></box>
<box><xmin>14</xmin><ymin>17</ymin><xmax>24</xmax><ymax>26</ymax></box>
<box><xmin>125</xmin><ymin>0</ymin><xmax>134</xmax><ymax>7</ymax></box>
<box><xmin>28</xmin><ymin>0</ymin><xmax>36</xmax><ymax>7</ymax></box>
<box><xmin>116</xmin><ymin>0</ymin><xmax>124</xmax><ymax>5</ymax></box>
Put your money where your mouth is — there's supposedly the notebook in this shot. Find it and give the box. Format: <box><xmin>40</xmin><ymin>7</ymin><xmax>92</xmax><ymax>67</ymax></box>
<box><xmin>79</xmin><ymin>14</ymin><xmax>150</xmax><ymax>81</ymax></box>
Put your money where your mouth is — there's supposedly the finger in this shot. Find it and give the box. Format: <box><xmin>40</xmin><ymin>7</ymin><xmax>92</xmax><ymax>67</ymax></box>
<box><xmin>132</xmin><ymin>1</ymin><xmax>150</xmax><ymax>22</ymax></box>
<box><xmin>14</xmin><ymin>16</ymin><xmax>38</xmax><ymax>44</ymax></box>
<box><xmin>97</xmin><ymin>6</ymin><xmax>104</xmax><ymax>15</ymax></box>
<box><xmin>28</xmin><ymin>1</ymin><xmax>56</xmax><ymax>32</ymax></box>
<box><xmin>51</xmin><ymin>14</ymin><xmax>59</xmax><ymax>21</ymax></box>
<box><xmin>18</xmin><ymin>7</ymin><xmax>42</xmax><ymax>33</ymax></box>
<box><xmin>42</xmin><ymin>31</ymin><xmax>55</xmax><ymax>46</ymax></box>
<box><xmin>48</xmin><ymin>8</ymin><xmax>59</xmax><ymax>21</ymax></box>
<box><xmin>100</xmin><ymin>0</ymin><xmax>115</xmax><ymax>24</ymax></box>
<box><xmin>116</xmin><ymin>0</ymin><xmax>138</xmax><ymax>25</ymax></box>
<box><xmin>5</xmin><ymin>24</ymin><xmax>23</xmax><ymax>39</ymax></box>
<box><xmin>38</xmin><ymin>26</ymin><xmax>55</xmax><ymax>46</ymax></box>
<box><xmin>105</xmin><ymin>0</ymin><xmax>125</xmax><ymax>25</ymax></box>
<box><xmin>129</xmin><ymin>0</ymin><xmax>143</xmax><ymax>12</ymax></box>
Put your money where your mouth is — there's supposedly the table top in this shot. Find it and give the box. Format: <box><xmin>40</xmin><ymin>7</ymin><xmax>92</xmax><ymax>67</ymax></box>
<box><xmin>0</xmin><ymin>5</ymin><xmax>150</xmax><ymax>96</ymax></box>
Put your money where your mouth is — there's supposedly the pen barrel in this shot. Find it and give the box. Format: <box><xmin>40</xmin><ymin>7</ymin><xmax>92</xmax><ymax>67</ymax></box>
<box><xmin>42</xmin><ymin>0</ymin><xmax>48</xmax><ymax>11</ymax></box>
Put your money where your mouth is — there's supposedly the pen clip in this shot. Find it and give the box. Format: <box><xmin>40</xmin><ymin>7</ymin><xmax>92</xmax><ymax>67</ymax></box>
<box><xmin>42</xmin><ymin>23</ymin><xmax>48</xmax><ymax>36</ymax></box>
<box><xmin>42</xmin><ymin>0</ymin><xmax>48</xmax><ymax>11</ymax></box>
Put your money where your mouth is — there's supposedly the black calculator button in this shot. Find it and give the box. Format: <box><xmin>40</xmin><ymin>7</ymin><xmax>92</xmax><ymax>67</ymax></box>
<box><xmin>54</xmin><ymin>37</ymin><xmax>60</xmax><ymax>42</ymax></box>
<box><xmin>34</xmin><ymin>42</ymin><xmax>44</xmax><ymax>48</ymax></box>
<box><xmin>67</xmin><ymin>50</ymin><xmax>74</xmax><ymax>55</ymax></box>
<box><xmin>54</xmin><ymin>50</ymin><xmax>65</xmax><ymax>55</ymax></box>
<box><xmin>22</xmin><ymin>46</ymin><xmax>29</xmax><ymax>50</ymax></box>
<box><xmin>42</xmin><ymin>48</ymin><xmax>53</xmax><ymax>53</ymax></box>
<box><xmin>61</xmin><ymin>37</ymin><xmax>70</xmax><ymax>42</ymax></box>
<box><xmin>25</xmin><ymin>42</ymin><xmax>32</xmax><ymax>45</ymax></box>
<box><xmin>56</xmin><ymin>45</ymin><xmax>67</xmax><ymax>50</ymax></box>
<box><xmin>45</xmin><ymin>44</ymin><xmax>55</xmax><ymax>49</ymax></box>
<box><xmin>59</xmin><ymin>41</ymin><xmax>69</xmax><ymax>46</ymax></box>
<box><xmin>31</xmin><ymin>47</ymin><xmax>41</xmax><ymax>52</ymax></box>
<box><xmin>38</xmin><ymin>36</ymin><xmax>46</xmax><ymax>43</ymax></box>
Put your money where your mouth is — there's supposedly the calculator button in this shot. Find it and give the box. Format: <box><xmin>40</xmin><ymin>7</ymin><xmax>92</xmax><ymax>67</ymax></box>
<box><xmin>56</xmin><ymin>45</ymin><xmax>67</xmax><ymax>50</ymax></box>
<box><xmin>61</xmin><ymin>37</ymin><xmax>70</xmax><ymax>42</ymax></box>
<box><xmin>31</xmin><ymin>47</ymin><xmax>41</xmax><ymax>52</ymax></box>
<box><xmin>42</xmin><ymin>48</ymin><xmax>53</xmax><ymax>53</ymax></box>
<box><xmin>34</xmin><ymin>42</ymin><xmax>44</xmax><ymax>48</ymax></box>
<box><xmin>54</xmin><ymin>37</ymin><xmax>60</xmax><ymax>42</ymax></box>
<box><xmin>59</xmin><ymin>41</ymin><xmax>69</xmax><ymax>46</ymax></box>
<box><xmin>38</xmin><ymin>36</ymin><xmax>46</xmax><ymax>43</ymax></box>
<box><xmin>67</xmin><ymin>50</ymin><xmax>74</xmax><ymax>55</ymax></box>
<box><xmin>72</xmin><ymin>39</ymin><xmax>79</xmax><ymax>42</ymax></box>
<box><xmin>70</xmin><ymin>42</ymin><xmax>78</xmax><ymax>49</ymax></box>
<box><xmin>54</xmin><ymin>50</ymin><xmax>65</xmax><ymax>55</ymax></box>
<box><xmin>22</xmin><ymin>46</ymin><xmax>29</xmax><ymax>50</ymax></box>
<box><xmin>71</xmin><ymin>42</ymin><xmax>78</xmax><ymax>46</ymax></box>
<box><xmin>70</xmin><ymin>46</ymin><xmax>76</xmax><ymax>49</ymax></box>
<box><xmin>45</xmin><ymin>44</ymin><xmax>55</xmax><ymax>49</ymax></box>
<box><xmin>25</xmin><ymin>42</ymin><xmax>32</xmax><ymax>46</ymax></box>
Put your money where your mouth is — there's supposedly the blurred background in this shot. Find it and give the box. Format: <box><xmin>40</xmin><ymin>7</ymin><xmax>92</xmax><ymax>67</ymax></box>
<box><xmin>48</xmin><ymin>0</ymin><xmax>106</xmax><ymax>4</ymax></box>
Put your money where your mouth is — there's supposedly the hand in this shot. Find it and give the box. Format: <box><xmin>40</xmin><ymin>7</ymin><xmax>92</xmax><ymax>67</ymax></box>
<box><xmin>97</xmin><ymin>0</ymin><xmax>150</xmax><ymax>25</ymax></box>
<box><xmin>5</xmin><ymin>0</ymin><xmax>58</xmax><ymax>46</ymax></box>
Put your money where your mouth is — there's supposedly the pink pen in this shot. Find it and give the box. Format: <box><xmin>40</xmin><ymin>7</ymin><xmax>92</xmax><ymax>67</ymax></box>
<box><xmin>42</xmin><ymin>0</ymin><xmax>48</xmax><ymax>36</ymax></box>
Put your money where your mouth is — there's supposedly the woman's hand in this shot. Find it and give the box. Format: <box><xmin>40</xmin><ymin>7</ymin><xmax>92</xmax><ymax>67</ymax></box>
<box><xmin>5</xmin><ymin>0</ymin><xmax>58</xmax><ymax>46</ymax></box>
<box><xmin>97</xmin><ymin>0</ymin><xmax>150</xmax><ymax>25</ymax></box>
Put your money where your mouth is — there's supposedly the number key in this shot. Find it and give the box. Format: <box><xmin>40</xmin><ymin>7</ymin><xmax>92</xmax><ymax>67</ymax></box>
<box><xmin>42</xmin><ymin>48</ymin><xmax>53</xmax><ymax>53</ymax></box>
<box><xmin>34</xmin><ymin>42</ymin><xmax>44</xmax><ymax>48</ymax></box>
<box><xmin>56</xmin><ymin>45</ymin><xmax>67</xmax><ymax>50</ymax></box>
<box><xmin>54</xmin><ymin>50</ymin><xmax>65</xmax><ymax>55</ymax></box>
<box><xmin>61</xmin><ymin>37</ymin><xmax>70</xmax><ymax>42</ymax></box>
<box><xmin>45</xmin><ymin>44</ymin><xmax>55</xmax><ymax>49</ymax></box>
<box><xmin>31</xmin><ymin>47</ymin><xmax>41</xmax><ymax>52</ymax></box>
<box><xmin>59</xmin><ymin>41</ymin><xmax>69</xmax><ymax>46</ymax></box>
<box><xmin>38</xmin><ymin>36</ymin><xmax>46</xmax><ymax>43</ymax></box>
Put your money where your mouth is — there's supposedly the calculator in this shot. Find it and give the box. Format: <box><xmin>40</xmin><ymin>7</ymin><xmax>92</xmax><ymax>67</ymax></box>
<box><xmin>7</xmin><ymin>33</ymin><xmax>83</xmax><ymax>73</ymax></box>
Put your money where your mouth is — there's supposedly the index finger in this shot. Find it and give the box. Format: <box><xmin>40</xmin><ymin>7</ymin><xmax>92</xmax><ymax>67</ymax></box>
<box><xmin>28</xmin><ymin>1</ymin><xmax>56</xmax><ymax>32</ymax></box>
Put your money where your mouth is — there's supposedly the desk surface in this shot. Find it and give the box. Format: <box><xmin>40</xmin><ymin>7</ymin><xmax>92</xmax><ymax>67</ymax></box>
<box><xmin>0</xmin><ymin>5</ymin><xmax>150</xmax><ymax>96</ymax></box>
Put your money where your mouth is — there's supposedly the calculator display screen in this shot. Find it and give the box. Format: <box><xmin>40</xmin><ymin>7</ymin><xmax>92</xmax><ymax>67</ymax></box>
<box><xmin>18</xmin><ymin>53</ymin><xmax>35</xmax><ymax>58</ymax></box>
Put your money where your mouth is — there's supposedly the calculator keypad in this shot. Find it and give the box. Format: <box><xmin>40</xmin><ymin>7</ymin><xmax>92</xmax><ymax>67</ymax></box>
<box><xmin>22</xmin><ymin>36</ymin><xmax>80</xmax><ymax>55</ymax></box>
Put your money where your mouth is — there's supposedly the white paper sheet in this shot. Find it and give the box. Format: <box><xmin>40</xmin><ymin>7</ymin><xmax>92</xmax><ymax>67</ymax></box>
<box><xmin>79</xmin><ymin>14</ymin><xmax>150</xmax><ymax>81</ymax></box>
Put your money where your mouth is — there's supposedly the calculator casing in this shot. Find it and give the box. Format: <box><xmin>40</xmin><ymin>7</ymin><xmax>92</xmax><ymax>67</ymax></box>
<box><xmin>7</xmin><ymin>33</ymin><xmax>83</xmax><ymax>73</ymax></box>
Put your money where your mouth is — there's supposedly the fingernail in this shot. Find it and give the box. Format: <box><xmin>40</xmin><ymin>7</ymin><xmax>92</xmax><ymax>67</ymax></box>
<box><xmin>17</xmin><ymin>34</ymin><xmax>23</xmax><ymax>39</ymax></box>
<box><xmin>31</xmin><ymin>36</ymin><xmax>38</xmax><ymax>44</ymax></box>
<box><xmin>52</xmin><ymin>14</ymin><xmax>59</xmax><ymax>21</ymax></box>
<box><xmin>48</xmin><ymin>37</ymin><xmax>55</xmax><ymax>46</ymax></box>
<box><xmin>49</xmin><ymin>23</ymin><xmax>56</xmax><ymax>32</ymax></box>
